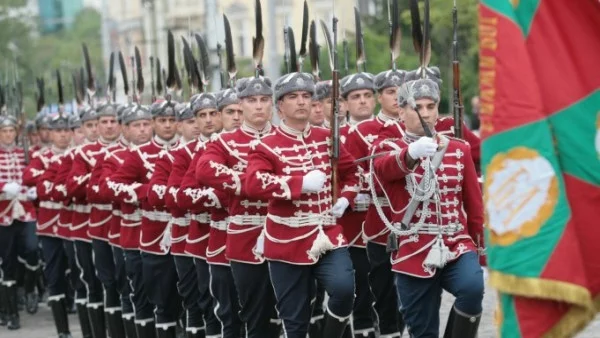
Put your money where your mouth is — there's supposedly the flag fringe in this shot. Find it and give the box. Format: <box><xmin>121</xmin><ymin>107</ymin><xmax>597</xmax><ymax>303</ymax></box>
<box><xmin>490</xmin><ymin>271</ymin><xmax>597</xmax><ymax>337</ymax></box>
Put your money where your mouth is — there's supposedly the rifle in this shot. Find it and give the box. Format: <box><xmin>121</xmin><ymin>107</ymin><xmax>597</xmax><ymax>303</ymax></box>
<box><xmin>283</xmin><ymin>27</ymin><xmax>290</xmax><ymax>73</ymax></box>
<box><xmin>150</xmin><ymin>56</ymin><xmax>156</xmax><ymax>101</ymax></box>
<box><xmin>320</xmin><ymin>19</ymin><xmax>340</xmax><ymax>203</ymax></box>
<box><xmin>452</xmin><ymin>0</ymin><xmax>464</xmax><ymax>139</ymax></box>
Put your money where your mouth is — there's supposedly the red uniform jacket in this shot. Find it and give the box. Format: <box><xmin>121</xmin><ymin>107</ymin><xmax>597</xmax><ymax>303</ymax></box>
<box><xmin>107</xmin><ymin>136</ymin><xmax>179</xmax><ymax>252</ymax></box>
<box><xmin>87</xmin><ymin>140</ymin><xmax>126</xmax><ymax>241</ymax></box>
<box><xmin>342</xmin><ymin>115</ymin><xmax>399</xmax><ymax>247</ymax></box>
<box><xmin>66</xmin><ymin>140</ymin><xmax>110</xmax><ymax>242</ymax></box>
<box><xmin>50</xmin><ymin>150</ymin><xmax>76</xmax><ymax>240</ymax></box>
<box><xmin>97</xmin><ymin>142</ymin><xmax>130</xmax><ymax>247</ymax></box>
<box><xmin>373</xmin><ymin>134</ymin><xmax>484</xmax><ymax>277</ymax></box>
<box><xmin>0</xmin><ymin>146</ymin><xmax>36</xmax><ymax>226</ymax></box>
<box><xmin>165</xmin><ymin>139</ymin><xmax>198</xmax><ymax>256</ymax></box>
<box><xmin>23</xmin><ymin>147</ymin><xmax>64</xmax><ymax>237</ymax></box>
<box><xmin>197</xmin><ymin>124</ymin><xmax>275</xmax><ymax>264</ymax></box>
<box><xmin>245</xmin><ymin>125</ymin><xmax>360</xmax><ymax>265</ymax></box>
<box><xmin>177</xmin><ymin>141</ymin><xmax>212</xmax><ymax>260</ymax></box>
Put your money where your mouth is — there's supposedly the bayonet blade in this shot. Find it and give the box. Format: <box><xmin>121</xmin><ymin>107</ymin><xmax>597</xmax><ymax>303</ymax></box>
<box><xmin>319</xmin><ymin>20</ymin><xmax>334</xmax><ymax>73</ymax></box>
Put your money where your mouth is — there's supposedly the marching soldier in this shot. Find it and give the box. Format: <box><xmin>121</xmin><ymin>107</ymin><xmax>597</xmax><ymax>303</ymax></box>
<box><xmin>245</xmin><ymin>72</ymin><xmax>360</xmax><ymax>338</ymax></box>
<box><xmin>197</xmin><ymin>77</ymin><xmax>281</xmax><ymax>338</ymax></box>
<box><xmin>33</xmin><ymin>113</ymin><xmax>52</xmax><ymax>152</ymax></box>
<box><xmin>178</xmin><ymin>92</ymin><xmax>244</xmax><ymax>338</ymax></box>
<box><xmin>104</xmin><ymin>104</ymin><xmax>156</xmax><ymax>336</ymax></box>
<box><xmin>372</xmin><ymin>79</ymin><xmax>484</xmax><ymax>338</ymax></box>
<box><xmin>0</xmin><ymin>115</ymin><xmax>38</xmax><ymax>330</ymax></box>
<box><xmin>108</xmin><ymin>101</ymin><xmax>181</xmax><ymax>337</ymax></box>
<box><xmin>175</xmin><ymin>92</ymin><xmax>233</xmax><ymax>338</ymax></box>
<box><xmin>23</xmin><ymin>113</ymin><xmax>74</xmax><ymax>337</ymax></box>
<box><xmin>96</xmin><ymin>104</ymin><xmax>137</xmax><ymax>337</ymax></box>
<box><xmin>159</xmin><ymin>101</ymin><xmax>205</xmax><ymax>338</ymax></box>
<box><xmin>343</xmin><ymin>70</ymin><xmax>407</xmax><ymax>338</ymax></box>
<box><xmin>76</xmin><ymin>103</ymin><xmax>126</xmax><ymax>337</ymax></box>
<box><xmin>62</xmin><ymin>107</ymin><xmax>106</xmax><ymax>338</ymax></box>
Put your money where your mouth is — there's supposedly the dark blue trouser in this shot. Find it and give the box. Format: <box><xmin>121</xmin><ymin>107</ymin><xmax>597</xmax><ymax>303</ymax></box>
<box><xmin>0</xmin><ymin>221</ymin><xmax>39</xmax><ymax>283</ymax></box>
<box><xmin>209</xmin><ymin>264</ymin><xmax>242</xmax><ymax>338</ymax></box>
<box><xmin>64</xmin><ymin>240</ymin><xmax>86</xmax><ymax>302</ymax></box>
<box><xmin>174</xmin><ymin>255</ymin><xmax>203</xmax><ymax>330</ymax></box>
<box><xmin>366</xmin><ymin>242</ymin><xmax>400</xmax><ymax>335</ymax></box>
<box><xmin>141</xmin><ymin>252</ymin><xmax>181</xmax><ymax>328</ymax></box>
<box><xmin>91</xmin><ymin>239</ymin><xmax>120</xmax><ymax>311</ymax></box>
<box><xmin>40</xmin><ymin>236</ymin><xmax>68</xmax><ymax>297</ymax></box>
<box><xmin>349</xmin><ymin>246</ymin><xmax>376</xmax><ymax>335</ymax></box>
<box><xmin>112</xmin><ymin>246</ymin><xmax>134</xmax><ymax>316</ymax></box>
<box><xmin>193</xmin><ymin>258</ymin><xmax>221</xmax><ymax>336</ymax></box>
<box><xmin>123</xmin><ymin>249</ymin><xmax>153</xmax><ymax>322</ymax></box>
<box><xmin>74</xmin><ymin>240</ymin><xmax>103</xmax><ymax>305</ymax></box>
<box><xmin>268</xmin><ymin>247</ymin><xmax>355</xmax><ymax>338</ymax></box>
<box><xmin>230</xmin><ymin>261</ymin><xmax>279</xmax><ymax>338</ymax></box>
<box><xmin>395</xmin><ymin>251</ymin><xmax>484</xmax><ymax>338</ymax></box>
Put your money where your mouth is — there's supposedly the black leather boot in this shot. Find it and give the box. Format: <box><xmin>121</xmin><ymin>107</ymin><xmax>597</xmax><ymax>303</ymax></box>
<box><xmin>0</xmin><ymin>284</ymin><xmax>7</xmax><ymax>326</ymax></box>
<box><xmin>443</xmin><ymin>306</ymin><xmax>481</xmax><ymax>338</ymax></box>
<box><xmin>77</xmin><ymin>302</ymin><xmax>93</xmax><ymax>338</ymax></box>
<box><xmin>135</xmin><ymin>320</ymin><xmax>157</xmax><ymax>338</ymax></box>
<box><xmin>106</xmin><ymin>309</ymin><xmax>126</xmax><ymax>338</ymax></box>
<box><xmin>49</xmin><ymin>296</ymin><xmax>73</xmax><ymax>337</ymax></box>
<box><xmin>122</xmin><ymin>315</ymin><xmax>137</xmax><ymax>338</ymax></box>
<box><xmin>88</xmin><ymin>304</ymin><xmax>107</xmax><ymax>338</ymax></box>
<box><xmin>23</xmin><ymin>267</ymin><xmax>38</xmax><ymax>314</ymax></box>
<box><xmin>321</xmin><ymin>310</ymin><xmax>350</xmax><ymax>338</ymax></box>
<box><xmin>5</xmin><ymin>283</ymin><xmax>20</xmax><ymax>330</ymax></box>
<box><xmin>185</xmin><ymin>327</ymin><xmax>206</xmax><ymax>338</ymax></box>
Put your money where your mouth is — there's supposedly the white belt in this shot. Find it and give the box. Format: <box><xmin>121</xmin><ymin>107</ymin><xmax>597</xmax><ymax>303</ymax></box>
<box><xmin>40</xmin><ymin>201</ymin><xmax>63</xmax><ymax>210</ymax></box>
<box><xmin>191</xmin><ymin>213</ymin><xmax>211</xmax><ymax>223</ymax></box>
<box><xmin>0</xmin><ymin>192</ymin><xmax>28</xmax><ymax>202</ymax></box>
<box><xmin>142</xmin><ymin>210</ymin><xmax>171</xmax><ymax>222</ymax></box>
<box><xmin>171</xmin><ymin>216</ymin><xmax>191</xmax><ymax>227</ymax></box>
<box><xmin>370</xmin><ymin>197</ymin><xmax>390</xmax><ymax>207</ymax></box>
<box><xmin>210</xmin><ymin>218</ymin><xmax>229</xmax><ymax>231</ymax></box>
<box><xmin>267</xmin><ymin>214</ymin><xmax>336</xmax><ymax>228</ymax></box>
<box><xmin>112</xmin><ymin>209</ymin><xmax>122</xmax><ymax>217</ymax></box>
<box><xmin>353</xmin><ymin>201</ymin><xmax>370</xmax><ymax>212</ymax></box>
<box><xmin>72</xmin><ymin>204</ymin><xmax>92</xmax><ymax>213</ymax></box>
<box><xmin>121</xmin><ymin>210</ymin><xmax>142</xmax><ymax>221</ymax></box>
<box><xmin>92</xmin><ymin>204</ymin><xmax>112</xmax><ymax>211</ymax></box>
<box><xmin>229</xmin><ymin>214</ymin><xmax>266</xmax><ymax>226</ymax></box>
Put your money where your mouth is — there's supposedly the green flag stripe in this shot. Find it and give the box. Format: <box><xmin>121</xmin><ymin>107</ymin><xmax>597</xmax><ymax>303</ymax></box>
<box><xmin>548</xmin><ymin>90</ymin><xmax>600</xmax><ymax>185</ymax></box>
<box><xmin>483</xmin><ymin>121</ymin><xmax>570</xmax><ymax>277</ymax></box>
<box><xmin>481</xmin><ymin>0</ymin><xmax>540</xmax><ymax>37</ymax></box>
<box><xmin>499</xmin><ymin>293</ymin><xmax>522</xmax><ymax>338</ymax></box>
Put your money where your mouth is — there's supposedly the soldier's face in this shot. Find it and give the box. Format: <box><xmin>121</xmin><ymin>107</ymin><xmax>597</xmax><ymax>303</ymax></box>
<box><xmin>178</xmin><ymin>118</ymin><xmax>201</xmax><ymax>141</ymax></box>
<box><xmin>98</xmin><ymin>116</ymin><xmax>120</xmax><ymax>142</ymax></box>
<box><xmin>28</xmin><ymin>132</ymin><xmax>41</xmax><ymax>146</ymax></box>
<box><xmin>378</xmin><ymin>87</ymin><xmax>400</xmax><ymax>117</ymax></box>
<box><xmin>196</xmin><ymin>108</ymin><xmax>222</xmax><ymax>136</ymax></box>
<box><xmin>220</xmin><ymin>104</ymin><xmax>243</xmax><ymax>131</ymax></box>
<box><xmin>72</xmin><ymin>127</ymin><xmax>86</xmax><ymax>145</ymax></box>
<box><xmin>82</xmin><ymin>120</ymin><xmax>99</xmax><ymax>142</ymax></box>
<box><xmin>278</xmin><ymin>91</ymin><xmax>312</xmax><ymax>123</ymax></box>
<box><xmin>39</xmin><ymin>127</ymin><xmax>50</xmax><ymax>143</ymax></box>
<box><xmin>127</xmin><ymin>119</ymin><xmax>152</xmax><ymax>145</ymax></box>
<box><xmin>321</xmin><ymin>97</ymin><xmax>333</xmax><ymax>120</ymax></box>
<box><xmin>50</xmin><ymin>128</ymin><xmax>72</xmax><ymax>149</ymax></box>
<box><xmin>153</xmin><ymin>116</ymin><xmax>177</xmax><ymax>140</ymax></box>
<box><xmin>0</xmin><ymin>126</ymin><xmax>17</xmax><ymax>146</ymax></box>
<box><xmin>346</xmin><ymin>89</ymin><xmax>375</xmax><ymax>121</ymax></box>
<box><xmin>401</xmin><ymin>98</ymin><xmax>439</xmax><ymax>135</ymax></box>
<box><xmin>309</xmin><ymin>100</ymin><xmax>325</xmax><ymax>126</ymax></box>
<box><xmin>241</xmin><ymin>95</ymin><xmax>272</xmax><ymax>129</ymax></box>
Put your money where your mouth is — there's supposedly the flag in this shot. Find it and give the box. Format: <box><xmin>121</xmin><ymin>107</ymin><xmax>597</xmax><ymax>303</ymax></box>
<box><xmin>479</xmin><ymin>0</ymin><xmax>600</xmax><ymax>337</ymax></box>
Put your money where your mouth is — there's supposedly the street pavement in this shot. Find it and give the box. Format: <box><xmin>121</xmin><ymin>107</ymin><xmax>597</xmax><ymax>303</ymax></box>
<box><xmin>4</xmin><ymin>283</ymin><xmax>600</xmax><ymax>337</ymax></box>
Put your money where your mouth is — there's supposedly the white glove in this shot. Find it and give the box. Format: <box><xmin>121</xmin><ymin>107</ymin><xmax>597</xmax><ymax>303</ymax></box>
<box><xmin>354</xmin><ymin>193</ymin><xmax>371</xmax><ymax>205</ymax></box>
<box><xmin>301</xmin><ymin>170</ymin><xmax>327</xmax><ymax>193</ymax></box>
<box><xmin>26</xmin><ymin>187</ymin><xmax>37</xmax><ymax>201</ymax></box>
<box><xmin>407</xmin><ymin>137</ymin><xmax>438</xmax><ymax>159</ymax></box>
<box><xmin>331</xmin><ymin>197</ymin><xmax>350</xmax><ymax>218</ymax></box>
<box><xmin>2</xmin><ymin>182</ymin><xmax>21</xmax><ymax>199</ymax></box>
